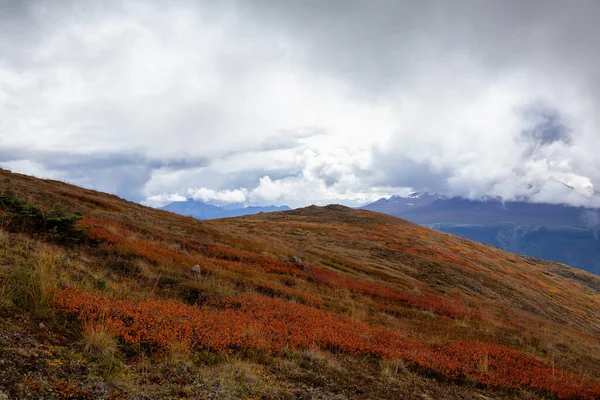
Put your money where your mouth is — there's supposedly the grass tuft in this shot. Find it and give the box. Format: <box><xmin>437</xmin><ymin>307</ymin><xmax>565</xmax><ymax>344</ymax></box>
<box><xmin>8</xmin><ymin>247</ymin><xmax>63</xmax><ymax>318</ymax></box>
<box><xmin>212</xmin><ymin>358</ymin><xmax>280</xmax><ymax>399</ymax></box>
<box><xmin>380</xmin><ymin>358</ymin><xmax>406</xmax><ymax>381</ymax></box>
<box><xmin>81</xmin><ymin>320</ymin><xmax>118</xmax><ymax>356</ymax></box>
<box><xmin>0</xmin><ymin>281</ymin><xmax>11</xmax><ymax>311</ymax></box>
<box><xmin>0</xmin><ymin>228</ymin><xmax>8</xmax><ymax>245</ymax></box>
<box><xmin>162</xmin><ymin>340</ymin><xmax>193</xmax><ymax>367</ymax></box>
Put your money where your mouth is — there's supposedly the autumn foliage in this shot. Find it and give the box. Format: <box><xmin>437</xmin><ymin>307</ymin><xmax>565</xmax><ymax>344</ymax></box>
<box><xmin>5</xmin><ymin>166</ymin><xmax>600</xmax><ymax>400</ymax></box>
<box><xmin>309</xmin><ymin>266</ymin><xmax>477</xmax><ymax>319</ymax></box>
<box><xmin>53</xmin><ymin>288</ymin><xmax>600</xmax><ymax>399</ymax></box>
<box><xmin>78</xmin><ymin>216</ymin><xmax>476</xmax><ymax>319</ymax></box>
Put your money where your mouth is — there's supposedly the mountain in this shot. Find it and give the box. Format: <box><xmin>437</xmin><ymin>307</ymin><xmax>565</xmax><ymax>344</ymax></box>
<box><xmin>363</xmin><ymin>192</ymin><xmax>441</xmax><ymax>215</ymax></box>
<box><xmin>1</xmin><ymin>169</ymin><xmax>600</xmax><ymax>399</ymax></box>
<box><xmin>159</xmin><ymin>198</ymin><xmax>223</xmax><ymax>219</ymax></box>
<box><xmin>363</xmin><ymin>194</ymin><xmax>600</xmax><ymax>275</ymax></box>
<box><xmin>363</xmin><ymin>193</ymin><xmax>597</xmax><ymax>226</ymax></box>
<box><xmin>160</xmin><ymin>198</ymin><xmax>290</xmax><ymax>219</ymax></box>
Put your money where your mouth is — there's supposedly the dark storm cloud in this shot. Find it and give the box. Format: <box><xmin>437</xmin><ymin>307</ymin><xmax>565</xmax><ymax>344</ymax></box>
<box><xmin>237</xmin><ymin>1</ymin><xmax>600</xmax><ymax>94</ymax></box>
<box><xmin>0</xmin><ymin>146</ymin><xmax>209</xmax><ymax>171</ymax></box>
<box><xmin>370</xmin><ymin>150</ymin><xmax>453</xmax><ymax>194</ymax></box>
<box><xmin>520</xmin><ymin>103</ymin><xmax>571</xmax><ymax>146</ymax></box>
<box><xmin>0</xmin><ymin>146</ymin><xmax>210</xmax><ymax>200</ymax></box>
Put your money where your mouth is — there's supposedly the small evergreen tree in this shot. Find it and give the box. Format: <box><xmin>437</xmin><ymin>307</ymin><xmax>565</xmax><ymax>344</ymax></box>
<box><xmin>0</xmin><ymin>191</ymin><xmax>87</xmax><ymax>245</ymax></box>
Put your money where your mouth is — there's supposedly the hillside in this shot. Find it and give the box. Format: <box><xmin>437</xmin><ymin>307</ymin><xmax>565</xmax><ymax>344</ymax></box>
<box><xmin>363</xmin><ymin>195</ymin><xmax>600</xmax><ymax>275</ymax></box>
<box><xmin>1</xmin><ymin>169</ymin><xmax>600</xmax><ymax>399</ymax></box>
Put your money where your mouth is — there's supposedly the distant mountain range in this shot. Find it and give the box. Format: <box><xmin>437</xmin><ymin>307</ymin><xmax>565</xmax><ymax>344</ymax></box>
<box><xmin>160</xmin><ymin>199</ymin><xmax>290</xmax><ymax>220</ymax></box>
<box><xmin>363</xmin><ymin>193</ymin><xmax>600</xmax><ymax>275</ymax></box>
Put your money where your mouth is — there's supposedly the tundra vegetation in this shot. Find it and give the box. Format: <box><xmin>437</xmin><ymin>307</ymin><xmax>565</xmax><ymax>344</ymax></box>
<box><xmin>1</xmin><ymin>168</ymin><xmax>600</xmax><ymax>399</ymax></box>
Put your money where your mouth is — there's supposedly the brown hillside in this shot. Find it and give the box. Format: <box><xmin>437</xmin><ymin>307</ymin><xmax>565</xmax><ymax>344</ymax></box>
<box><xmin>1</xmin><ymin>168</ymin><xmax>600</xmax><ymax>399</ymax></box>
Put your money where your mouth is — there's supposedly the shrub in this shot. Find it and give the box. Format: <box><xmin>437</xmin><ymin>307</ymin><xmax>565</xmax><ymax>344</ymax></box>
<box><xmin>52</xmin><ymin>288</ymin><xmax>600</xmax><ymax>399</ymax></box>
<box><xmin>105</xmin><ymin>255</ymin><xmax>140</xmax><ymax>277</ymax></box>
<box><xmin>0</xmin><ymin>191</ymin><xmax>87</xmax><ymax>245</ymax></box>
<box><xmin>93</xmin><ymin>278</ymin><xmax>108</xmax><ymax>290</ymax></box>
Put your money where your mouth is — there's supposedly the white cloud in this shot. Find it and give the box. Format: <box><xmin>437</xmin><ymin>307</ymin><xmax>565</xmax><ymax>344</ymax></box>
<box><xmin>0</xmin><ymin>160</ymin><xmax>60</xmax><ymax>180</ymax></box>
<box><xmin>143</xmin><ymin>193</ymin><xmax>187</xmax><ymax>208</ymax></box>
<box><xmin>1</xmin><ymin>1</ymin><xmax>600</xmax><ymax>208</ymax></box>
<box><xmin>188</xmin><ymin>187</ymin><xmax>248</xmax><ymax>205</ymax></box>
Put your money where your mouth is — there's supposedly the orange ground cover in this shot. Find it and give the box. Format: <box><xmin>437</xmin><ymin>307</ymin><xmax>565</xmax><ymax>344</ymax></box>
<box><xmin>78</xmin><ymin>216</ymin><xmax>478</xmax><ymax>319</ymax></box>
<box><xmin>53</xmin><ymin>288</ymin><xmax>600</xmax><ymax>399</ymax></box>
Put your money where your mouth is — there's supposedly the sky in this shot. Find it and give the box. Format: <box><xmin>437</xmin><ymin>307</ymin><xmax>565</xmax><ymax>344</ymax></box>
<box><xmin>1</xmin><ymin>1</ymin><xmax>600</xmax><ymax>208</ymax></box>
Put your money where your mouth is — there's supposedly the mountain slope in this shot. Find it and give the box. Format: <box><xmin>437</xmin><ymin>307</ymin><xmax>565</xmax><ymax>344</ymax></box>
<box><xmin>363</xmin><ymin>195</ymin><xmax>600</xmax><ymax>274</ymax></box>
<box><xmin>160</xmin><ymin>199</ymin><xmax>290</xmax><ymax>220</ymax></box>
<box><xmin>1</xmin><ymin>169</ymin><xmax>600</xmax><ymax>399</ymax></box>
<box><xmin>361</xmin><ymin>192</ymin><xmax>440</xmax><ymax>215</ymax></box>
<box><xmin>363</xmin><ymin>194</ymin><xmax>596</xmax><ymax>226</ymax></box>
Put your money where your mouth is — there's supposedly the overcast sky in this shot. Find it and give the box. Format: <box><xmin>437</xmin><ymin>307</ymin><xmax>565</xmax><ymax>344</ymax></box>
<box><xmin>1</xmin><ymin>1</ymin><xmax>600</xmax><ymax>208</ymax></box>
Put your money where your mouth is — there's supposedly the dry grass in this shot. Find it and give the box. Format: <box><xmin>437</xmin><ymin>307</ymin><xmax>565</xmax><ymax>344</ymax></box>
<box><xmin>478</xmin><ymin>350</ymin><xmax>489</xmax><ymax>374</ymax></box>
<box><xmin>299</xmin><ymin>347</ymin><xmax>330</xmax><ymax>365</ymax></box>
<box><xmin>81</xmin><ymin>320</ymin><xmax>118</xmax><ymax>356</ymax></box>
<box><xmin>198</xmin><ymin>273</ymin><xmax>238</xmax><ymax>297</ymax></box>
<box><xmin>7</xmin><ymin>245</ymin><xmax>65</xmax><ymax>318</ymax></box>
<box><xmin>162</xmin><ymin>340</ymin><xmax>193</xmax><ymax>367</ymax></box>
<box><xmin>380</xmin><ymin>358</ymin><xmax>406</xmax><ymax>381</ymax></box>
<box><xmin>0</xmin><ymin>280</ymin><xmax>11</xmax><ymax>311</ymax></box>
<box><xmin>211</xmin><ymin>358</ymin><xmax>280</xmax><ymax>399</ymax></box>
<box><xmin>0</xmin><ymin>228</ymin><xmax>9</xmax><ymax>245</ymax></box>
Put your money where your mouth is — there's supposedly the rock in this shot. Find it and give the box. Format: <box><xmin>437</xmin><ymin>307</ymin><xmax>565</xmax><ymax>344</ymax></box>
<box><xmin>39</xmin><ymin>322</ymin><xmax>48</xmax><ymax>331</ymax></box>
<box><xmin>170</xmin><ymin>243</ymin><xmax>182</xmax><ymax>250</ymax></box>
<box><xmin>60</xmin><ymin>255</ymin><xmax>69</xmax><ymax>263</ymax></box>
<box><xmin>289</xmin><ymin>256</ymin><xmax>309</xmax><ymax>271</ymax></box>
<box><xmin>192</xmin><ymin>265</ymin><xmax>201</xmax><ymax>273</ymax></box>
<box><xmin>0</xmin><ymin>391</ymin><xmax>8</xmax><ymax>399</ymax></box>
<box><xmin>352</xmin><ymin>385</ymin><xmax>364</xmax><ymax>394</ymax></box>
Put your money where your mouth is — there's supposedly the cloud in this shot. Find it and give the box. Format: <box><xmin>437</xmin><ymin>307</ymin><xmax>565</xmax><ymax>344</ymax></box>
<box><xmin>0</xmin><ymin>147</ymin><xmax>209</xmax><ymax>201</ymax></box>
<box><xmin>581</xmin><ymin>209</ymin><xmax>600</xmax><ymax>228</ymax></box>
<box><xmin>1</xmin><ymin>1</ymin><xmax>600</xmax><ymax>207</ymax></box>
<box><xmin>520</xmin><ymin>102</ymin><xmax>571</xmax><ymax>146</ymax></box>
<box><xmin>188</xmin><ymin>187</ymin><xmax>248</xmax><ymax>205</ymax></box>
<box><xmin>143</xmin><ymin>193</ymin><xmax>187</xmax><ymax>208</ymax></box>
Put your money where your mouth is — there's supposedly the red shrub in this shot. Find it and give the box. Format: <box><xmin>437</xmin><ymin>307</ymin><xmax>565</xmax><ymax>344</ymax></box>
<box><xmin>53</xmin><ymin>288</ymin><xmax>600</xmax><ymax>399</ymax></box>
<box><xmin>78</xmin><ymin>217</ymin><xmax>478</xmax><ymax>319</ymax></box>
<box><xmin>309</xmin><ymin>266</ymin><xmax>477</xmax><ymax>320</ymax></box>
